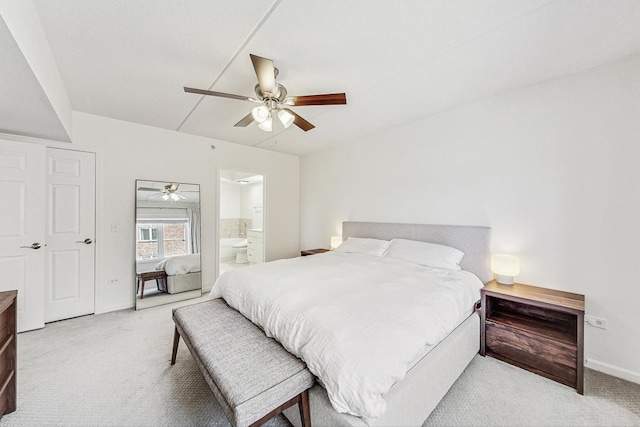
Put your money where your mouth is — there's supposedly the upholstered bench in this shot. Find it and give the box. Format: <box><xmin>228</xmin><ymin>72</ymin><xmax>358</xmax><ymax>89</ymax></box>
<box><xmin>171</xmin><ymin>299</ymin><xmax>313</xmax><ymax>427</ymax></box>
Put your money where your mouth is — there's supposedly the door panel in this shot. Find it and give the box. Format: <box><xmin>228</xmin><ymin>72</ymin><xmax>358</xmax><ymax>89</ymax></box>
<box><xmin>44</xmin><ymin>148</ymin><xmax>95</xmax><ymax>323</ymax></box>
<box><xmin>51</xmin><ymin>184</ymin><xmax>80</xmax><ymax>234</ymax></box>
<box><xmin>0</xmin><ymin>140</ymin><xmax>45</xmax><ymax>332</ymax></box>
<box><xmin>49</xmin><ymin>250</ymin><xmax>80</xmax><ymax>300</ymax></box>
<box><xmin>0</xmin><ymin>181</ymin><xmax>25</xmax><ymax>236</ymax></box>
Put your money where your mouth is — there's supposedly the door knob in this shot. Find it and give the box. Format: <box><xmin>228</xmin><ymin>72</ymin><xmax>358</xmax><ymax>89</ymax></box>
<box><xmin>76</xmin><ymin>238</ymin><xmax>93</xmax><ymax>245</ymax></box>
<box><xmin>20</xmin><ymin>242</ymin><xmax>42</xmax><ymax>250</ymax></box>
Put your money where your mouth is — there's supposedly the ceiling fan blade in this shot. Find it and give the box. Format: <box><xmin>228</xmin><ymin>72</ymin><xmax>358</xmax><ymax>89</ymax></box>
<box><xmin>250</xmin><ymin>54</ymin><xmax>276</xmax><ymax>96</ymax></box>
<box><xmin>291</xmin><ymin>93</ymin><xmax>347</xmax><ymax>106</ymax></box>
<box><xmin>137</xmin><ymin>187</ymin><xmax>160</xmax><ymax>192</ymax></box>
<box><xmin>283</xmin><ymin>108</ymin><xmax>315</xmax><ymax>132</ymax></box>
<box><xmin>234</xmin><ymin>113</ymin><xmax>254</xmax><ymax>127</ymax></box>
<box><xmin>184</xmin><ymin>87</ymin><xmax>251</xmax><ymax>102</ymax></box>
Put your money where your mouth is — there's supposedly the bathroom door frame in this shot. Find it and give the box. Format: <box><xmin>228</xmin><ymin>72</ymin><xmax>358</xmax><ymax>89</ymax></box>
<box><xmin>215</xmin><ymin>165</ymin><xmax>267</xmax><ymax>283</ymax></box>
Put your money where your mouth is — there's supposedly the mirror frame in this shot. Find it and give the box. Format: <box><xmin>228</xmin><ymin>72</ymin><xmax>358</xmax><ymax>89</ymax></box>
<box><xmin>134</xmin><ymin>179</ymin><xmax>201</xmax><ymax>310</ymax></box>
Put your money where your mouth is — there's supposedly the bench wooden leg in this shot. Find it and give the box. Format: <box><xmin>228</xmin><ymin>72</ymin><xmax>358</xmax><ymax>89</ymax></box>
<box><xmin>298</xmin><ymin>389</ymin><xmax>311</xmax><ymax>427</ymax></box>
<box><xmin>248</xmin><ymin>389</ymin><xmax>312</xmax><ymax>427</ymax></box>
<box><xmin>171</xmin><ymin>326</ymin><xmax>180</xmax><ymax>365</ymax></box>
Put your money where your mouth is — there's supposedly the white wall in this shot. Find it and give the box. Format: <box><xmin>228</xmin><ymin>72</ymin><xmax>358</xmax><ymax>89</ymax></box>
<box><xmin>300</xmin><ymin>54</ymin><xmax>640</xmax><ymax>382</ymax></box>
<box><xmin>220</xmin><ymin>181</ymin><xmax>263</xmax><ymax>230</ymax></box>
<box><xmin>71</xmin><ymin>112</ymin><xmax>299</xmax><ymax>312</ymax></box>
<box><xmin>241</xmin><ymin>182</ymin><xmax>264</xmax><ymax>230</ymax></box>
<box><xmin>219</xmin><ymin>182</ymin><xmax>241</xmax><ymax>218</ymax></box>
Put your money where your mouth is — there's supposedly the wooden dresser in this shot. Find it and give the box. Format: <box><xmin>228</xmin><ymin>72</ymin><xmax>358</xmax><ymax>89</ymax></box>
<box><xmin>0</xmin><ymin>290</ymin><xmax>17</xmax><ymax>418</ymax></box>
<box><xmin>480</xmin><ymin>281</ymin><xmax>585</xmax><ymax>393</ymax></box>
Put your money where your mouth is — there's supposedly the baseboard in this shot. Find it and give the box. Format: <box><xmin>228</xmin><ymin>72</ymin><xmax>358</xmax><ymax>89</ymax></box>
<box><xmin>585</xmin><ymin>358</ymin><xmax>640</xmax><ymax>385</ymax></box>
<box><xmin>95</xmin><ymin>302</ymin><xmax>134</xmax><ymax>314</ymax></box>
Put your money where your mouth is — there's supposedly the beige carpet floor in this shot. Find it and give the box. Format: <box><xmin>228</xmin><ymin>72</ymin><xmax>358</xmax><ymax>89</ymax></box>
<box><xmin>2</xmin><ymin>297</ymin><xmax>639</xmax><ymax>426</ymax></box>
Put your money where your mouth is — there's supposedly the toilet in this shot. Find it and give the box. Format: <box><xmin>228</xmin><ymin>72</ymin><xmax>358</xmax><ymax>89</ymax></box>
<box><xmin>232</xmin><ymin>239</ymin><xmax>248</xmax><ymax>264</ymax></box>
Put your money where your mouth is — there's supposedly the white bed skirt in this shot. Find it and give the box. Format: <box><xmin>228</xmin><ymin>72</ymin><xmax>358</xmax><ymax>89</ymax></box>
<box><xmin>166</xmin><ymin>272</ymin><xmax>201</xmax><ymax>294</ymax></box>
<box><xmin>283</xmin><ymin>312</ymin><xmax>480</xmax><ymax>427</ymax></box>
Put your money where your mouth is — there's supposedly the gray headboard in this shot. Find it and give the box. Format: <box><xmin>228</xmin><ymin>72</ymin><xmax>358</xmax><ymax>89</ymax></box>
<box><xmin>342</xmin><ymin>221</ymin><xmax>492</xmax><ymax>284</ymax></box>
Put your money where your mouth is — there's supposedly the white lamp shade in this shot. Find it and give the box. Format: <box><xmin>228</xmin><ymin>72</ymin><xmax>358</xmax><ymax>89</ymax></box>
<box><xmin>258</xmin><ymin>116</ymin><xmax>273</xmax><ymax>132</ymax></box>
<box><xmin>491</xmin><ymin>254</ymin><xmax>520</xmax><ymax>285</ymax></box>
<box><xmin>330</xmin><ymin>236</ymin><xmax>343</xmax><ymax>250</ymax></box>
<box><xmin>251</xmin><ymin>105</ymin><xmax>269</xmax><ymax>123</ymax></box>
<box><xmin>278</xmin><ymin>109</ymin><xmax>295</xmax><ymax>128</ymax></box>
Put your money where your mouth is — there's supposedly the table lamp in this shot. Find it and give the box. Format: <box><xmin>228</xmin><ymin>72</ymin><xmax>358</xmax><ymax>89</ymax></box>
<box><xmin>491</xmin><ymin>254</ymin><xmax>520</xmax><ymax>285</ymax></box>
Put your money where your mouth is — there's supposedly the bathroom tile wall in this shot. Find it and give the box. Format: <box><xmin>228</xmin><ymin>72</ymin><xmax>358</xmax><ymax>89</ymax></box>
<box><xmin>219</xmin><ymin>218</ymin><xmax>253</xmax><ymax>238</ymax></box>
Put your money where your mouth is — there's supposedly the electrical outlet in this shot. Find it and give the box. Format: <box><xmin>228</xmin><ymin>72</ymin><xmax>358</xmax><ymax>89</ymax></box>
<box><xmin>108</xmin><ymin>278</ymin><xmax>120</xmax><ymax>285</ymax></box>
<box><xmin>585</xmin><ymin>315</ymin><xmax>607</xmax><ymax>330</ymax></box>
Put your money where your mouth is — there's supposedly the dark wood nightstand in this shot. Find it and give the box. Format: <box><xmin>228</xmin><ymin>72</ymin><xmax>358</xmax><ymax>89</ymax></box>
<box><xmin>301</xmin><ymin>248</ymin><xmax>330</xmax><ymax>256</ymax></box>
<box><xmin>480</xmin><ymin>280</ymin><xmax>585</xmax><ymax>394</ymax></box>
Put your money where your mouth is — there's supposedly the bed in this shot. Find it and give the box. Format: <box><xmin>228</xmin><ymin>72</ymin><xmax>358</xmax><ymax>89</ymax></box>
<box><xmin>211</xmin><ymin>221</ymin><xmax>491</xmax><ymax>426</ymax></box>
<box><xmin>155</xmin><ymin>254</ymin><xmax>201</xmax><ymax>294</ymax></box>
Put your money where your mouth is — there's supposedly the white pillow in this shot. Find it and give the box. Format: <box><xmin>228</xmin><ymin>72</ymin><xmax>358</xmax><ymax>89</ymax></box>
<box><xmin>384</xmin><ymin>239</ymin><xmax>464</xmax><ymax>270</ymax></box>
<box><xmin>334</xmin><ymin>237</ymin><xmax>390</xmax><ymax>256</ymax></box>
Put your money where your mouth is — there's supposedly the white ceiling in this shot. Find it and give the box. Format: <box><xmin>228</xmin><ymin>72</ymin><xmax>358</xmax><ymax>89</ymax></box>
<box><xmin>0</xmin><ymin>16</ymin><xmax>69</xmax><ymax>141</ymax></box>
<box><xmin>22</xmin><ymin>0</ymin><xmax>640</xmax><ymax>156</ymax></box>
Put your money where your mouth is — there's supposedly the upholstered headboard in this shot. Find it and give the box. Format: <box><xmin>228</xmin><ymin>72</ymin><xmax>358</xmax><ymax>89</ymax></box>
<box><xmin>342</xmin><ymin>221</ymin><xmax>492</xmax><ymax>284</ymax></box>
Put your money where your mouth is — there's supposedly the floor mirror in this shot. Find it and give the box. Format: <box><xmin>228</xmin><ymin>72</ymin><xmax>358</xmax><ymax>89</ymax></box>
<box><xmin>135</xmin><ymin>180</ymin><xmax>201</xmax><ymax>310</ymax></box>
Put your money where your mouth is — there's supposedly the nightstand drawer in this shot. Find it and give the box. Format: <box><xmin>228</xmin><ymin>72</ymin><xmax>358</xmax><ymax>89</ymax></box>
<box><xmin>486</xmin><ymin>321</ymin><xmax>577</xmax><ymax>385</ymax></box>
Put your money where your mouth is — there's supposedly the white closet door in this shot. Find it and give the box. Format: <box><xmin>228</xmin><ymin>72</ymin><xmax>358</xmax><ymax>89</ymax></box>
<box><xmin>0</xmin><ymin>140</ymin><xmax>45</xmax><ymax>332</ymax></box>
<box><xmin>44</xmin><ymin>148</ymin><xmax>95</xmax><ymax>323</ymax></box>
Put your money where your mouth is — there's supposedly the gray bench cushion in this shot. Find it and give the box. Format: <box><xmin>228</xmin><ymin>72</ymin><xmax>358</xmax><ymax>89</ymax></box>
<box><xmin>173</xmin><ymin>299</ymin><xmax>313</xmax><ymax>426</ymax></box>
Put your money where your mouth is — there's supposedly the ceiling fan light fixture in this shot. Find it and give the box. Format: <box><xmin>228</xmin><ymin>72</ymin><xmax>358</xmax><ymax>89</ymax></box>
<box><xmin>251</xmin><ymin>105</ymin><xmax>269</xmax><ymax>123</ymax></box>
<box><xmin>278</xmin><ymin>109</ymin><xmax>295</xmax><ymax>128</ymax></box>
<box><xmin>162</xmin><ymin>194</ymin><xmax>169</xmax><ymax>201</ymax></box>
<box><xmin>258</xmin><ymin>115</ymin><xmax>273</xmax><ymax>132</ymax></box>
<box><xmin>170</xmin><ymin>193</ymin><xmax>180</xmax><ymax>201</ymax></box>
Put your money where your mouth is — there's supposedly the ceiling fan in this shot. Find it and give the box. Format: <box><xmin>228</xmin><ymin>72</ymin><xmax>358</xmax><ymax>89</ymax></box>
<box><xmin>184</xmin><ymin>54</ymin><xmax>347</xmax><ymax>132</ymax></box>
<box><xmin>138</xmin><ymin>183</ymin><xmax>187</xmax><ymax>201</ymax></box>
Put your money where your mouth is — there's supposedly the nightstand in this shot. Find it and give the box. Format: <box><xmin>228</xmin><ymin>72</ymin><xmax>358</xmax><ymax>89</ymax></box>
<box><xmin>480</xmin><ymin>280</ymin><xmax>585</xmax><ymax>394</ymax></box>
<box><xmin>301</xmin><ymin>248</ymin><xmax>330</xmax><ymax>256</ymax></box>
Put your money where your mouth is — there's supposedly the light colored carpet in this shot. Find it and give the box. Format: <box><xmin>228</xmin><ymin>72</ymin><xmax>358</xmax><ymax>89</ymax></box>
<box><xmin>3</xmin><ymin>297</ymin><xmax>639</xmax><ymax>427</ymax></box>
<box><xmin>426</xmin><ymin>356</ymin><xmax>640</xmax><ymax>426</ymax></box>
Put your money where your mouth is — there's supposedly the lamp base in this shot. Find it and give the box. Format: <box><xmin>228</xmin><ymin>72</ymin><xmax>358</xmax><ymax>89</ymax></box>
<box><xmin>496</xmin><ymin>275</ymin><xmax>515</xmax><ymax>285</ymax></box>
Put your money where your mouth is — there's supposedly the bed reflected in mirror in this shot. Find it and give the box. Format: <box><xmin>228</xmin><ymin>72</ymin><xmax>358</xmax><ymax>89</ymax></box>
<box><xmin>135</xmin><ymin>180</ymin><xmax>201</xmax><ymax>310</ymax></box>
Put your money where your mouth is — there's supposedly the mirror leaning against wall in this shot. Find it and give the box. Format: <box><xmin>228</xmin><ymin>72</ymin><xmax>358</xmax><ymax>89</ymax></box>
<box><xmin>135</xmin><ymin>180</ymin><xmax>201</xmax><ymax>310</ymax></box>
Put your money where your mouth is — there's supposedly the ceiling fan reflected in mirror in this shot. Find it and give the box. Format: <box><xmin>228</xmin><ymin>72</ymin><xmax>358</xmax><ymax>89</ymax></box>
<box><xmin>184</xmin><ymin>54</ymin><xmax>347</xmax><ymax>132</ymax></box>
<box><xmin>137</xmin><ymin>183</ymin><xmax>187</xmax><ymax>201</ymax></box>
<box><xmin>161</xmin><ymin>183</ymin><xmax>186</xmax><ymax>201</ymax></box>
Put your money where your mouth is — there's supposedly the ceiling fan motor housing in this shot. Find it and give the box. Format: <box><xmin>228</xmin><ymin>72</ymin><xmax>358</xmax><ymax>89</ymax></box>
<box><xmin>254</xmin><ymin>82</ymin><xmax>287</xmax><ymax>103</ymax></box>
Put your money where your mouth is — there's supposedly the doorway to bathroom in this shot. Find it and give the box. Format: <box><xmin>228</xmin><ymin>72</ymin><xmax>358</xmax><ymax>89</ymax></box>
<box><xmin>217</xmin><ymin>168</ymin><xmax>265</xmax><ymax>278</ymax></box>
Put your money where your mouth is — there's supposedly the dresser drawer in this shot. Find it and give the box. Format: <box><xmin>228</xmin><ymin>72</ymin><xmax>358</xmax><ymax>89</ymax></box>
<box><xmin>0</xmin><ymin>290</ymin><xmax>16</xmax><ymax>418</ymax></box>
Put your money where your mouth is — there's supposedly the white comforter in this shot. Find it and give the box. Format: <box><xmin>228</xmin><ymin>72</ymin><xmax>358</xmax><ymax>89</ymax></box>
<box><xmin>210</xmin><ymin>251</ymin><xmax>482</xmax><ymax>419</ymax></box>
<box><xmin>155</xmin><ymin>254</ymin><xmax>200</xmax><ymax>276</ymax></box>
